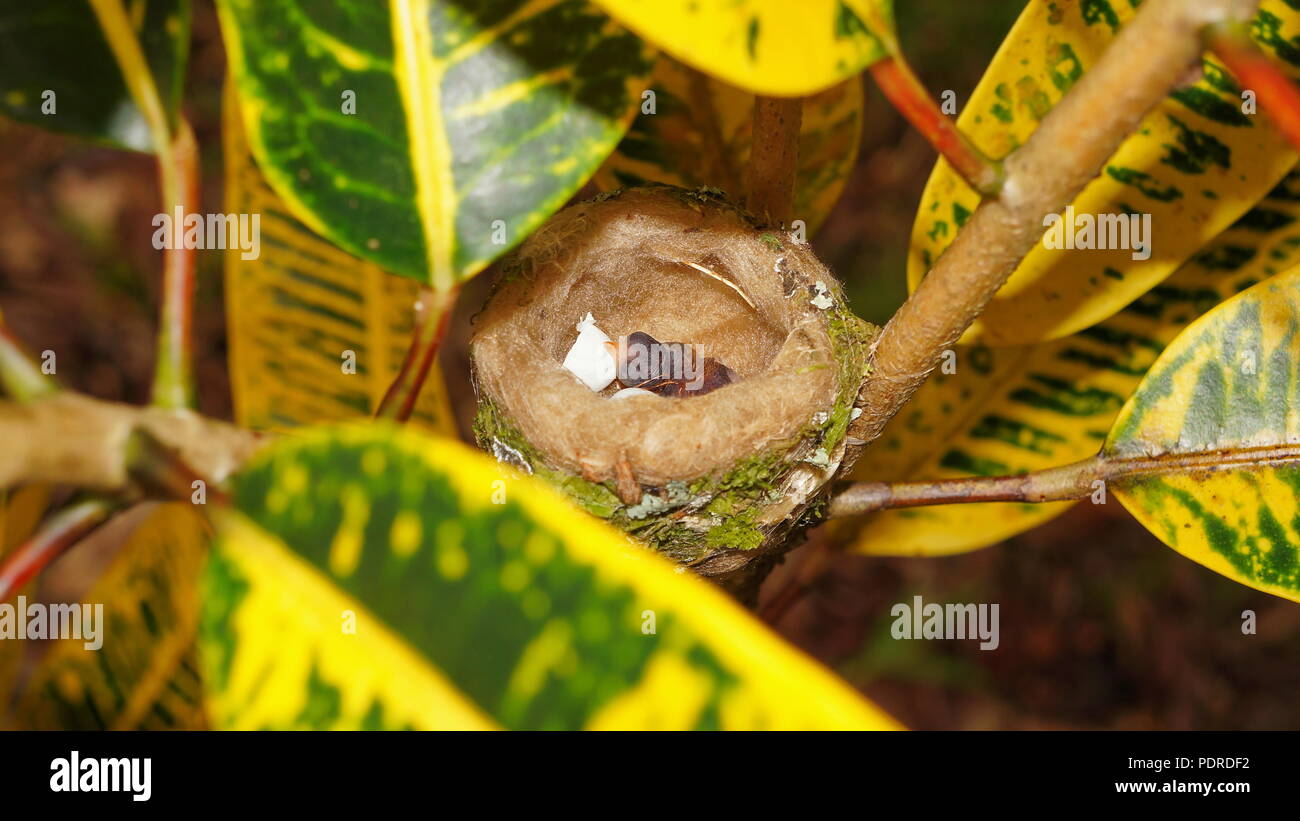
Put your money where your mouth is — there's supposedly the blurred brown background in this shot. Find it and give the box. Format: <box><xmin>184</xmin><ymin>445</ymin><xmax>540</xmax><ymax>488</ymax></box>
<box><xmin>1</xmin><ymin>0</ymin><xmax>1296</xmax><ymax>729</ymax></box>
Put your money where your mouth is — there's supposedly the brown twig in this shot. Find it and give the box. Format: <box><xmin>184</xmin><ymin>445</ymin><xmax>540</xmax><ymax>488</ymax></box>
<box><xmin>745</xmin><ymin>96</ymin><xmax>802</xmax><ymax>227</ymax></box>
<box><xmin>674</xmin><ymin>259</ymin><xmax>756</xmax><ymax>309</ymax></box>
<box><xmin>125</xmin><ymin>427</ymin><xmax>232</xmax><ymax>506</ymax></box>
<box><xmin>828</xmin><ymin>442</ymin><xmax>1300</xmax><ymax>518</ymax></box>
<box><xmin>848</xmin><ymin>0</ymin><xmax>1260</xmax><ymax>448</ymax></box>
<box><xmin>376</xmin><ymin>285</ymin><xmax>460</xmax><ymax>422</ymax></box>
<box><xmin>0</xmin><ymin>394</ymin><xmax>263</xmax><ymax>495</ymax></box>
<box><xmin>768</xmin><ymin>437</ymin><xmax>1300</xmax><ymax>620</ymax></box>
<box><xmin>869</xmin><ymin>56</ymin><xmax>1003</xmax><ymax>196</ymax></box>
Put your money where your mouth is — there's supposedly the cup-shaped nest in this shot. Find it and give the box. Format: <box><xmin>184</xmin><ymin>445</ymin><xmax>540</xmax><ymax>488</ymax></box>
<box><xmin>471</xmin><ymin>186</ymin><xmax>875</xmax><ymax>593</ymax></box>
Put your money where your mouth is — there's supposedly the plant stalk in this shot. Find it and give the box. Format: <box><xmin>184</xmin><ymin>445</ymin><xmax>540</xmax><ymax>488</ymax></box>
<box><xmin>1206</xmin><ymin>21</ymin><xmax>1300</xmax><ymax>153</ymax></box>
<box><xmin>89</xmin><ymin>0</ymin><xmax>199</xmax><ymax>410</ymax></box>
<box><xmin>869</xmin><ymin>55</ymin><xmax>1003</xmax><ymax>196</ymax></box>
<box><xmin>0</xmin><ymin>394</ymin><xmax>263</xmax><ymax>495</ymax></box>
<box><xmin>0</xmin><ymin>498</ymin><xmax>117</xmax><ymax>604</ymax></box>
<box><xmin>125</xmin><ymin>427</ymin><xmax>232</xmax><ymax>506</ymax></box>
<box><xmin>745</xmin><ymin>96</ymin><xmax>802</xmax><ymax>227</ymax></box>
<box><xmin>151</xmin><ymin>121</ymin><xmax>200</xmax><ymax>410</ymax></box>
<box><xmin>376</xmin><ymin>285</ymin><xmax>460</xmax><ymax>422</ymax></box>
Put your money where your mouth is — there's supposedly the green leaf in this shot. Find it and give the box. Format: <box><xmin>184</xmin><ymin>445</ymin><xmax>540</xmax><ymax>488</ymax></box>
<box><xmin>222</xmin><ymin>81</ymin><xmax>456</xmax><ymax>435</ymax></box>
<box><xmin>0</xmin><ymin>0</ymin><xmax>190</xmax><ymax>152</ymax></box>
<box><xmin>908</xmin><ymin>0</ymin><xmax>1300</xmax><ymax>346</ymax></box>
<box><xmin>1104</xmin><ymin>266</ymin><xmax>1300</xmax><ymax>603</ymax></box>
<box><xmin>592</xmin><ymin>55</ymin><xmax>863</xmax><ymax>234</ymax></box>
<box><xmin>216</xmin><ymin>0</ymin><xmax>653</xmax><ymax>289</ymax></box>
<box><xmin>589</xmin><ymin>0</ymin><xmax>895</xmax><ymax>96</ymax></box>
<box><xmin>849</xmin><ymin>170</ymin><xmax>1300</xmax><ymax>556</ymax></box>
<box><xmin>200</xmin><ymin>425</ymin><xmax>899</xmax><ymax>729</ymax></box>
<box><xmin>5</xmin><ymin>503</ymin><xmax>210</xmax><ymax>730</ymax></box>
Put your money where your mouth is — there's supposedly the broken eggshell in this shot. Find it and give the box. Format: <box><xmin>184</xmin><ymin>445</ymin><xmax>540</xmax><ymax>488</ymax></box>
<box><xmin>610</xmin><ymin>387</ymin><xmax>658</xmax><ymax>400</ymax></box>
<box><xmin>561</xmin><ymin>312</ymin><xmax>617</xmax><ymax>391</ymax></box>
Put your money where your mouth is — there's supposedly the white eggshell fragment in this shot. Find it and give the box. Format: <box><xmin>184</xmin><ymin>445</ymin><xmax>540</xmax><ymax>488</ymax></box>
<box><xmin>562</xmin><ymin>312</ymin><xmax>617</xmax><ymax>391</ymax></box>
<box><xmin>610</xmin><ymin>387</ymin><xmax>657</xmax><ymax>400</ymax></box>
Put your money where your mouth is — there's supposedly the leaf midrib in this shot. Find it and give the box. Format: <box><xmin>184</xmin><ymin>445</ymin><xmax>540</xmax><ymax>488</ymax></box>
<box><xmin>391</xmin><ymin>0</ymin><xmax>458</xmax><ymax>291</ymax></box>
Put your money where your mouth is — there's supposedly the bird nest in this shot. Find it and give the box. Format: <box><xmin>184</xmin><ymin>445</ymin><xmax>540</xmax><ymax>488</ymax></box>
<box><xmin>470</xmin><ymin>186</ymin><xmax>876</xmax><ymax>597</ymax></box>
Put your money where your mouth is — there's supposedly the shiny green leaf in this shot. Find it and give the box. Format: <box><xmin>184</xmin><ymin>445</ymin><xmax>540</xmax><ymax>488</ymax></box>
<box><xmin>222</xmin><ymin>81</ymin><xmax>456</xmax><ymax>434</ymax></box>
<box><xmin>0</xmin><ymin>0</ymin><xmax>190</xmax><ymax>151</ymax></box>
<box><xmin>217</xmin><ymin>0</ymin><xmax>653</xmax><ymax>288</ymax></box>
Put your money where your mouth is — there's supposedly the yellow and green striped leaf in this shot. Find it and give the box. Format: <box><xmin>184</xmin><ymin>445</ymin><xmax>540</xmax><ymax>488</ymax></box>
<box><xmin>1104</xmin><ymin>266</ymin><xmax>1300</xmax><ymax>603</ymax></box>
<box><xmin>909</xmin><ymin>0</ymin><xmax>1300</xmax><ymax>347</ymax></box>
<box><xmin>216</xmin><ymin>0</ymin><xmax>653</xmax><ymax>289</ymax></box>
<box><xmin>849</xmin><ymin>171</ymin><xmax>1300</xmax><ymax>556</ymax></box>
<box><xmin>222</xmin><ymin>81</ymin><xmax>455</xmax><ymax>434</ymax></box>
<box><xmin>592</xmin><ymin>55</ymin><xmax>863</xmax><ymax>234</ymax></box>
<box><xmin>201</xmin><ymin>425</ymin><xmax>899</xmax><ymax>730</ymax></box>
<box><xmin>6</xmin><ymin>503</ymin><xmax>210</xmax><ymax>729</ymax></box>
<box><xmin>590</xmin><ymin>0</ymin><xmax>895</xmax><ymax>96</ymax></box>
<box><xmin>0</xmin><ymin>0</ymin><xmax>190</xmax><ymax>151</ymax></box>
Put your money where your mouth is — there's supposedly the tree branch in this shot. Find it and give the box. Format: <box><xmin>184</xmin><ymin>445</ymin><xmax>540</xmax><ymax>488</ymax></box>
<box><xmin>0</xmin><ymin>394</ymin><xmax>263</xmax><ymax>495</ymax></box>
<box><xmin>848</xmin><ymin>0</ymin><xmax>1261</xmax><ymax>447</ymax></box>
<box><xmin>830</xmin><ymin>457</ymin><xmax>1105</xmax><ymax>518</ymax></box>
<box><xmin>745</xmin><ymin>96</ymin><xmax>802</xmax><ymax>226</ymax></box>
<box><xmin>828</xmin><ymin>442</ymin><xmax>1300</xmax><ymax>518</ymax></box>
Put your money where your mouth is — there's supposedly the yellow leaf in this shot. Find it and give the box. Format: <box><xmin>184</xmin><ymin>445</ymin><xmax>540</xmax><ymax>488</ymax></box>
<box><xmin>590</xmin><ymin>0</ymin><xmax>894</xmax><ymax>96</ymax></box>
<box><xmin>7</xmin><ymin>503</ymin><xmax>210</xmax><ymax>729</ymax></box>
<box><xmin>1105</xmin><ymin>267</ymin><xmax>1300</xmax><ymax>602</ymax></box>
<box><xmin>593</xmin><ymin>54</ymin><xmax>864</xmax><ymax>233</ymax></box>
<box><xmin>202</xmin><ymin>425</ymin><xmax>901</xmax><ymax>729</ymax></box>
<box><xmin>222</xmin><ymin>81</ymin><xmax>456</xmax><ymax>435</ymax></box>
<box><xmin>849</xmin><ymin>170</ymin><xmax>1300</xmax><ymax>556</ymax></box>
<box><xmin>909</xmin><ymin>0</ymin><xmax>1300</xmax><ymax>346</ymax></box>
